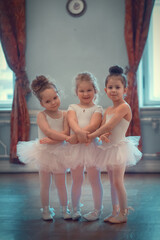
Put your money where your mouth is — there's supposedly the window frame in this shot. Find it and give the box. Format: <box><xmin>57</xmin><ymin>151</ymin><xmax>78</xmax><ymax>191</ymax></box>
<box><xmin>0</xmin><ymin>43</ymin><xmax>14</xmax><ymax>110</ymax></box>
<box><xmin>139</xmin><ymin>0</ymin><xmax>160</xmax><ymax>107</ymax></box>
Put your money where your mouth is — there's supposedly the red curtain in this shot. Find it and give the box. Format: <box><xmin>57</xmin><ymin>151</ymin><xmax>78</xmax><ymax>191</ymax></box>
<box><xmin>124</xmin><ymin>0</ymin><xmax>155</xmax><ymax>149</ymax></box>
<box><xmin>0</xmin><ymin>0</ymin><xmax>30</xmax><ymax>163</ymax></box>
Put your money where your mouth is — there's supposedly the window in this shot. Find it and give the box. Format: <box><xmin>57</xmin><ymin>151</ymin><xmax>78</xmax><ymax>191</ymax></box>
<box><xmin>0</xmin><ymin>43</ymin><xmax>14</xmax><ymax>109</ymax></box>
<box><xmin>138</xmin><ymin>0</ymin><xmax>160</xmax><ymax>107</ymax></box>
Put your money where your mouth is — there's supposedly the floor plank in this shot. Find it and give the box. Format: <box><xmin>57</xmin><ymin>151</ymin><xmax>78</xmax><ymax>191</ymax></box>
<box><xmin>0</xmin><ymin>173</ymin><xmax>160</xmax><ymax>240</ymax></box>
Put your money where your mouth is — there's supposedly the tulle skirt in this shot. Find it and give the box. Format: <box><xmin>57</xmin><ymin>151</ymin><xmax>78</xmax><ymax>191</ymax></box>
<box><xmin>68</xmin><ymin>141</ymin><xmax>100</xmax><ymax>169</ymax></box>
<box><xmin>17</xmin><ymin>139</ymin><xmax>70</xmax><ymax>173</ymax></box>
<box><xmin>96</xmin><ymin>136</ymin><xmax>142</xmax><ymax>170</ymax></box>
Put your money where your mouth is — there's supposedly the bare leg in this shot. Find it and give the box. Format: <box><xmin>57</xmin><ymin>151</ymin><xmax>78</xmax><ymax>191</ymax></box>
<box><xmin>111</xmin><ymin>164</ymin><xmax>127</xmax><ymax>211</ymax></box>
<box><xmin>107</xmin><ymin>167</ymin><xmax>119</xmax><ymax>214</ymax></box>
<box><xmin>104</xmin><ymin>167</ymin><xmax>119</xmax><ymax>222</ymax></box>
<box><xmin>107</xmin><ymin>167</ymin><xmax>119</xmax><ymax>207</ymax></box>
<box><xmin>108</xmin><ymin>164</ymin><xmax>129</xmax><ymax>223</ymax></box>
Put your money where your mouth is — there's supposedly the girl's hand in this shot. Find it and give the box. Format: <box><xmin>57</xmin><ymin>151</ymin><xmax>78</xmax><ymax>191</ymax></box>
<box><xmin>76</xmin><ymin>129</ymin><xmax>89</xmax><ymax>143</ymax></box>
<box><xmin>88</xmin><ymin>132</ymin><xmax>97</xmax><ymax>141</ymax></box>
<box><xmin>66</xmin><ymin>135</ymin><xmax>78</xmax><ymax>144</ymax></box>
<box><xmin>100</xmin><ymin>132</ymin><xmax>111</xmax><ymax>143</ymax></box>
<box><xmin>40</xmin><ymin>137</ymin><xmax>59</xmax><ymax>144</ymax></box>
<box><xmin>85</xmin><ymin>134</ymin><xmax>92</xmax><ymax>146</ymax></box>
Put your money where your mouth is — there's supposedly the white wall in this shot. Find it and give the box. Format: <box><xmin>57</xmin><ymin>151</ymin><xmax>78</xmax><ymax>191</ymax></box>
<box><xmin>26</xmin><ymin>0</ymin><xmax>128</xmax><ymax>110</ymax></box>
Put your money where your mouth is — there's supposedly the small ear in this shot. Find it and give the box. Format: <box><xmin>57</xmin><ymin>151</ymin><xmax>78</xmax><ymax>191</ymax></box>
<box><xmin>124</xmin><ymin>87</ymin><xmax>128</xmax><ymax>95</ymax></box>
<box><xmin>104</xmin><ymin>87</ymin><xmax>107</xmax><ymax>93</ymax></box>
<box><xmin>123</xmin><ymin>87</ymin><xmax>128</xmax><ymax>98</ymax></box>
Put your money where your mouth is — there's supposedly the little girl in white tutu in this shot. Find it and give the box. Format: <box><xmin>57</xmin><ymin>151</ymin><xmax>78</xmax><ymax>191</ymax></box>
<box><xmin>88</xmin><ymin>66</ymin><xmax>142</xmax><ymax>224</ymax></box>
<box><xmin>17</xmin><ymin>75</ymin><xmax>71</xmax><ymax>221</ymax></box>
<box><xmin>67</xmin><ymin>72</ymin><xmax>103</xmax><ymax>221</ymax></box>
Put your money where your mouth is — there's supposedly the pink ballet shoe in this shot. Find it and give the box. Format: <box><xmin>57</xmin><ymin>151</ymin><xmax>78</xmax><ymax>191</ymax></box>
<box><xmin>104</xmin><ymin>213</ymin><xmax>117</xmax><ymax>222</ymax></box>
<box><xmin>108</xmin><ymin>207</ymin><xmax>134</xmax><ymax>224</ymax></box>
<box><xmin>104</xmin><ymin>205</ymin><xmax>119</xmax><ymax>222</ymax></box>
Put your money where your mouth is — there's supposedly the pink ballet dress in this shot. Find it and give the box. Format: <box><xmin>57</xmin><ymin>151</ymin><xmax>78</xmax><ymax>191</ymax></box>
<box><xmin>96</xmin><ymin>114</ymin><xmax>142</xmax><ymax>170</ymax></box>
<box><xmin>17</xmin><ymin>112</ymin><xmax>70</xmax><ymax>173</ymax></box>
<box><xmin>68</xmin><ymin>104</ymin><xmax>103</xmax><ymax>169</ymax></box>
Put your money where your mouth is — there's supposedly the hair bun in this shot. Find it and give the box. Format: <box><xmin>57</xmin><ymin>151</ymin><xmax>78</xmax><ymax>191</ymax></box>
<box><xmin>35</xmin><ymin>75</ymin><xmax>48</xmax><ymax>86</ymax></box>
<box><xmin>31</xmin><ymin>75</ymin><xmax>49</xmax><ymax>94</ymax></box>
<box><xmin>109</xmin><ymin>65</ymin><xmax>123</xmax><ymax>74</ymax></box>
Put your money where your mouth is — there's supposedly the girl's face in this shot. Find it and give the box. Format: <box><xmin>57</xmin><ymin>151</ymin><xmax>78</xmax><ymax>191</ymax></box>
<box><xmin>40</xmin><ymin>88</ymin><xmax>60</xmax><ymax>111</ymax></box>
<box><xmin>76</xmin><ymin>81</ymin><xmax>96</xmax><ymax>106</ymax></box>
<box><xmin>104</xmin><ymin>76</ymin><xmax>127</xmax><ymax>102</ymax></box>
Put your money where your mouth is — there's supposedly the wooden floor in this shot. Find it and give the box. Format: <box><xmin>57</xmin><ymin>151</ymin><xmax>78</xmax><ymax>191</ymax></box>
<box><xmin>0</xmin><ymin>173</ymin><xmax>160</xmax><ymax>240</ymax></box>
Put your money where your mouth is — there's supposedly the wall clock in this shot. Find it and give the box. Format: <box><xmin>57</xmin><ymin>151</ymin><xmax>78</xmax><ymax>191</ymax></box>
<box><xmin>66</xmin><ymin>0</ymin><xmax>87</xmax><ymax>17</ymax></box>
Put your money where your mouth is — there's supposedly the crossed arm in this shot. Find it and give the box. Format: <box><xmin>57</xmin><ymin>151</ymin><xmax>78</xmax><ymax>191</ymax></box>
<box><xmin>38</xmin><ymin>111</ymin><xmax>70</xmax><ymax>144</ymax></box>
<box><xmin>88</xmin><ymin>103</ymin><xmax>131</xmax><ymax>141</ymax></box>
<box><xmin>66</xmin><ymin>110</ymin><xmax>102</xmax><ymax>144</ymax></box>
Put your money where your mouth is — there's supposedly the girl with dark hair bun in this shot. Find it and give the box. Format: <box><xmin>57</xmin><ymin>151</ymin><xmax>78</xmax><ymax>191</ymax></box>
<box><xmin>17</xmin><ymin>75</ymin><xmax>72</xmax><ymax>221</ymax></box>
<box><xmin>109</xmin><ymin>65</ymin><xmax>123</xmax><ymax>74</ymax></box>
<box><xmin>105</xmin><ymin>65</ymin><xmax>127</xmax><ymax>88</ymax></box>
<box><xmin>88</xmin><ymin>66</ymin><xmax>142</xmax><ymax>224</ymax></box>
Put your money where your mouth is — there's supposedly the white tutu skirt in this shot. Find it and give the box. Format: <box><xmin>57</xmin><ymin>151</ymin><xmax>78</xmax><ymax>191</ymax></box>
<box><xmin>17</xmin><ymin>139</ymin><xmax>70</xmax><ymax>173</ymax></box>
<box><xmin>96</xmin><ymin>136</ymin><xmax>142</xmax><ymax>170</ymax></box>
<box><xmin>68</xmin><ymin>141</ymin><xmax>100</xmax><ymax>169</ymax></box>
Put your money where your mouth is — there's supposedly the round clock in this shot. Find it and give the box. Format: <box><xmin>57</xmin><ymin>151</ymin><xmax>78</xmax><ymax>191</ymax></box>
<box><xmin>66</xmin><ymin>0</ymin><xmax>87</xmax><ymax>17</ymax></box>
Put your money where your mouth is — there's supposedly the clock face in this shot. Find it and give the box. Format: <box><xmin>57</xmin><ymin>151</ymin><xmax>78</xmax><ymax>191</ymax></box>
<box><xmin>66</xmin><ymin>0</ymin><xmax>87</xmax><ymax>17</ymax></box>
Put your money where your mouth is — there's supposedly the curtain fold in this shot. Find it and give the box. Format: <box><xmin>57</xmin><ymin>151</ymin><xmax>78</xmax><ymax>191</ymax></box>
<box><xmin>124</xmin><ymin>0</ymin><xmax>155</xmax><ymax>150</ymax></box>
<box><xmin>0</xmin><ymin>0</ymin><xmax>30</xmax><ymax>163</ymax></box>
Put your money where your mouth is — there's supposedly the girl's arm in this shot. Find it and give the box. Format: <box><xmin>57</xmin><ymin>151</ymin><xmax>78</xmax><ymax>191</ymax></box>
<box><xmin>89</xmin><ymin>104</ymin><xmax>131</xmax><ymax>139</ymax></box>
<box><xmin>61</xmin><ymin>111</ymin><xmax>70</xmax><ymax>135</ymax></box>
<box><xmin>37</xmin><ymin>112</ymin><xmax>69</xmax><ymax>141</ymax></box>
<box><xmin>67</xmin><ymin>110</ymin><xmax>89</xmax><ymax>143</ymax></box>
<box><xmin>40</xmin><ymin>111</ymin><xmax>70</xmax><ymax>144</ymax></box>
<box><xmin>86</xmin><ymin>111</ymin><xmax>110</xmax><ymax>144</ymax></box>
<box><xmin>66</xmin><ymin>134</ymin><xmax>78</xmax><ymax>144</ymax></box>
<box><xmin>82</xmin><ymin>112</ymin><xmax>102</xmax><ymax>133</ymax></box>
<box><xmin>40</xmin><ymin>137</ymin><xmax>61</xmax><ymax>144</ymax></box>
<box><xmin>100</xmin><ymin>110</ymin><xmax>107</xmax><ymax>126</ymax></box>
<box><xmin>99</xmin><ymin>111</ymin><xmax>111</xmax><ymax>142</ymax></box>
<box><xmin>99</xmin><ymin>133</ymin><xmax>111</xmax><ymax>143</ymax></box>
<box><xmin>84</xmin><ymin>112</ymin><xmax>103</xmax><ymax>145</ymax></box>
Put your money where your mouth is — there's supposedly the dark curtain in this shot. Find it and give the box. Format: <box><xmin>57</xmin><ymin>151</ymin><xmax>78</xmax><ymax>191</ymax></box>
<box><xmin>124</xmin><ymin>0</ymin><xmax>155</xmax><ymax>150</ymax></box>
<box><xmin>0</xmin><ymin>0</ymin><xmax>30</xmax><ymax>163</ymax></box>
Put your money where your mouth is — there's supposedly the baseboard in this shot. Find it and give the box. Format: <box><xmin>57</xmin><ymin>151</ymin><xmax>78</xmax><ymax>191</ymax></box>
<box><xmin>0</xmin><ymin>160</ymin><xmax>38</xmax><ymax>173</ymax></box>
<box><xmin>125</xmin><ymin>159</ymin><xmax>160</xmax><ymax>173</ymax></box>
<box><xmin>0</xmin><ymin>159</ymin><xmax>160</xmax><ymax>173</ymax></box>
